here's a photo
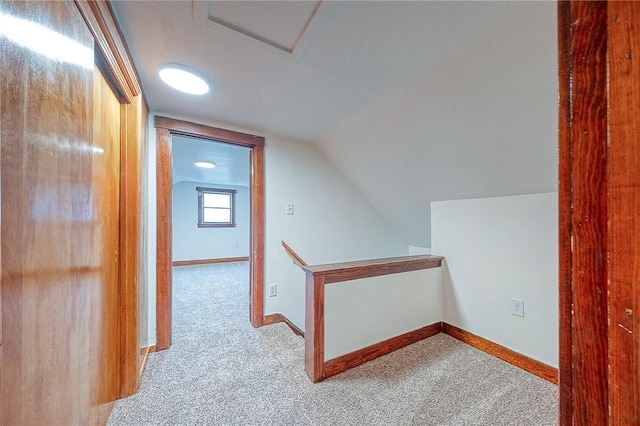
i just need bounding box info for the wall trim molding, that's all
[75,0,142,102]
[172,257,249,267]
[264,313,305,337]
[323,322,442,380]
[442,322,558,384]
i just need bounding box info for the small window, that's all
[197,187,236,228]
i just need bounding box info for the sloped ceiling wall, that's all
[316,1,558,247]
[113,1,558,249]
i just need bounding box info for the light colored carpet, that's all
[108,262,558,425]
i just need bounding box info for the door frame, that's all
[154,116,265,351]
[558,1,640,423]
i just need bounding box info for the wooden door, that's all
[0,1,96,423]
[90,64,122,422]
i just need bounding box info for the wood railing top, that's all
[281,240,308,267]
[303,254,443,285]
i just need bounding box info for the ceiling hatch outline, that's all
[206,0,323,55]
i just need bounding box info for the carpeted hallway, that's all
[108,262,558,425]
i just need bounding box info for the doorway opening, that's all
[155,116,265,351]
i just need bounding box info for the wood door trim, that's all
[155,116,265,147]
[75,0,141,102]
[558,2,609,423]
[606,2,640,421]
[156,127,173,351]
[155,117,265,351]
[118,99,145,397]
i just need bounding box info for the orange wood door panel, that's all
[90,64,121,418]
[0,1,96,424]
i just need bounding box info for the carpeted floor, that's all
[108,262,558,425]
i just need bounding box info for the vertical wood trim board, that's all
[155,127,173,351]
[250,146,265,327]
[607,2,640,422]
[118,96,145,397]
[557,1,640,424]
[305,273,324,382]
[558,1,609,424]
[556,2,573,422]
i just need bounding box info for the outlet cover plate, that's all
[269,284,277,297]
[511,298,524,317]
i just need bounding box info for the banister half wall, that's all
[281,241,444,382]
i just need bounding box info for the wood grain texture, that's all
[442,323,558,384]
[607,2,640,422]
[155,118,266,347]
[172,257,250,267]
[281,240,308,267]
[91,62,122,417]
[558,2,609,424]
[323,322,442,380]
[302,255,443,285]
[137,101,149,389]
[305,273,324,382]
[155,116,265,147]
[118,95,145,397]
[263,313,304,337]
[156,127,173,351]
[75,0,141,102]
[556,2,573,422]
[249,145,265,327]
[1,2,95,423]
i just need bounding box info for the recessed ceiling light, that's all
[195,161,216,169]
[159,64,210,95]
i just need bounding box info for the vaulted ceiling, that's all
[112,1,558,246]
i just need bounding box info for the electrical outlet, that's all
[511,298,524,317]
[269,284,277,297]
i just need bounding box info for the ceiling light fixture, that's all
[195,161,216,169]
[159,64,210,95]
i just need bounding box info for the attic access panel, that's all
[207,0,321,54]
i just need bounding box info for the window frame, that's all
[196,186,237,228]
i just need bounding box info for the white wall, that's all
[318,1,557,247]
[146,112,408,345]
[324,268,441,361]
[431,193,558,367]
[172,182,249,261]
[264,136,409,330]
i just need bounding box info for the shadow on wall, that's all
[440,259,461,326]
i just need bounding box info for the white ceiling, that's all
[111,1,511,143]
[172,135,250,186]
[112,1,558,246]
